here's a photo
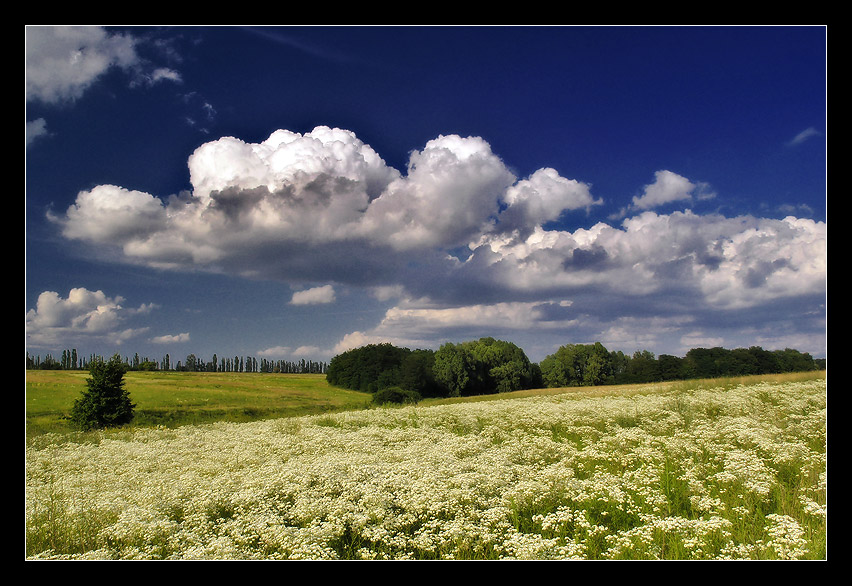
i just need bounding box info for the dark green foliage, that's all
[326,338,822,401]
[683,346,818,379]
[540,342,612,387]
[398,349,444,397]
[372,386,422,405]
[433,337,536,396]
[625,350,660,383]
[70,354,136,431]
[657,354,687,381]
[327,343,418,393]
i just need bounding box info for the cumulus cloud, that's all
[499,167,602,232]
[26,287,153,347]
[53,127,602,282]
[628,170,715,212]
[290,285,336,305]
[57,184,169,245]
[49,126,826,357]
[355,134,516,249]
[470,210,825,310]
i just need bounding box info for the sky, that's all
[25,25,827,365]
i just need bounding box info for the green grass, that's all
[25,370,826,559]
[26,369,824,438]
[26,370,372,437]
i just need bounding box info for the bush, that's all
[371,387,422,406]
[70,354,136,430]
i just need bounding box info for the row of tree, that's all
[543,344,825,387]
[26,339,825,399]
[25,350,329,375]
[326,339,825,399]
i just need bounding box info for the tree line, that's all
[25,350,329,375]
[326,338,826,402]
[26,339,825,398]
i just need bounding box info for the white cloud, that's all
[258,345,327,359]
[470,210,826,311]
[151,332,191,344]
[599,315,694,354]
[26,287,152,347]
[25,26,186,147]
[26,118,49,148]
[500,167,602,231]
[370,285,407,302]
[25,26,182,105]
[330,299,580,355]
[53,127,603,274]
[355,134,517,249]
[57,184,169,245]
[380,300,573,334]
[135,67,182,87]
[787,127,822,147]
[26,26,141,104]
[333,331,393,354]
[290,285,336,305]
[679,331,725,350]
[50,127,826,351]
[631,170,709,211]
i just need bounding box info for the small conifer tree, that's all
[71,354,135,430]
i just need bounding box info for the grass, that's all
[25,371,826,559]
[25,370,373,437]
[26,369,824,438]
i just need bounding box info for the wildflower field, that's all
[26,373,827,560]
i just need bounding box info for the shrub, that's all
[70,354,136,430]
[371,387,422,406]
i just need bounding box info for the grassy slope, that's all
[25,369,825,438]
[25,370,372,437]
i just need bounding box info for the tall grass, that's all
[26,373,826,559]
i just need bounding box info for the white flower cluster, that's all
[26,378,826,560]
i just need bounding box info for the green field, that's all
[25,369,825,437]
[25,370,373,436]
[25,370,826,559]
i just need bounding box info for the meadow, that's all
[25,371,826,560]
[25,370,372,436]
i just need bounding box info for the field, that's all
[25,371,826,560]
[25,370,372,436]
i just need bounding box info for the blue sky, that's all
[25,25,827,365]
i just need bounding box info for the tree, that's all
[627,350,660,382]
[433,338,535,396]
[326,343,413,392]
[583,343,612,386]
[70,354,136,431]
[541,342,613,387]
[658,354,686,381]
[432,342,473,397]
